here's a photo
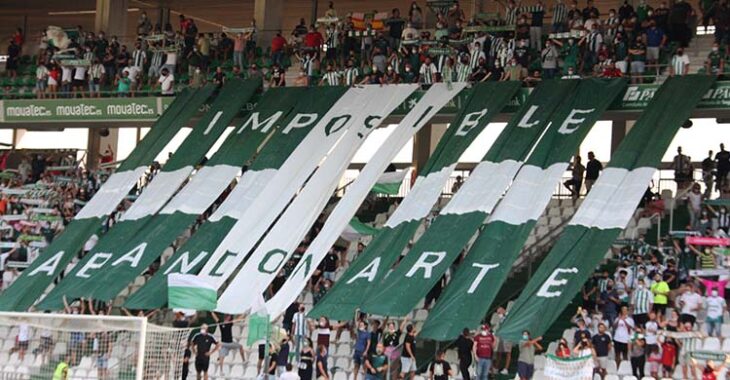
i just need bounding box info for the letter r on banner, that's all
[536,267,579,298]
[406,251,446,279]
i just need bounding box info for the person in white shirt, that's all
[122,66,141,95]
[678,283,703,327]
[61,65,73,97]
[644,311,660,350]
[72,65,87,98]
[9,323,30,361]
[157,68,175,96]
[612,306,634,362]
[280,363,301,380]
[705,289,727,337]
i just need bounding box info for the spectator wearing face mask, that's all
[516,330,542,380]
[705,288,727,337]
[631,278,653,328]
[669,47,690,76]
[454,328,473,380]
[365,343,388,380]
[191,324,219,380]
[472,324,495,380]
[353,320,371,380]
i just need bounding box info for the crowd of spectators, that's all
[1,0,710,100]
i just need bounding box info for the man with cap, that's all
[472,324,495,380]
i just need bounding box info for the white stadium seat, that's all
[604,375,619,380]
[243,365,258,379]
[334,371,348,380]
[617,361,632,376]
[703,337,721,351]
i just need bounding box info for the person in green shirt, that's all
[551,37,582,74]
[707,42,725,75]
[365,343,388,380]
[650,272,670,317]
[116,71,131,96]
[53,355,70,380]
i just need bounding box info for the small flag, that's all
[371,170,409,195]
[341,218,379,241]
[167,274,217,311]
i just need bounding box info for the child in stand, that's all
[647,344,662,378]
[662,337,679,378]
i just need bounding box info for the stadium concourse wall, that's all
[5,81,730,127]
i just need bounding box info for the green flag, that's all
[496,75,715,342]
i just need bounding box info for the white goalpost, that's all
[0,311,190,380]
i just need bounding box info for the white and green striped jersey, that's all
[631,287,652,315]
[470,49,485,69]
[553,2,568,23]
[505,5,519,25]
[150,51,164,68]
[419,63,437,84]
[322,71,341,86]
[343,67,360,86]
[672,54,690,75]
[456,62,471,82]
[132,49,146,68]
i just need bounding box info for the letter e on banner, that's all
[536,267,579,298]
[557,109,595,134]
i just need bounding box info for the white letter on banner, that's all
[237,111,283,134]
[557,109,595,135]
[283,113,318,134]
[76,253,113,278]
[536,267,579,298]
[455,109,487,136]
[467,263,500,294]
[163,251,209,275]
[204,111,223,135]
[111,243,147,268]
[517,106,540,128]
[405,252,446,279]
[28,251,64,276]
[346,258,381,284]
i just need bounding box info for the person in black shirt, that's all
[191,324,219,380]
[323,249,338,281]
[454,328,473,380]
[486,62,504,81]
[212,66,225,89]
[591,323,612,375]
[401,324,417,379]
[211,313,245,373]
[368,320,384,355]
[585,151,603,193]
[429,350,452,380]
[299,338,314,380]
[716,143,730,191]
[267,344,279,379]
[316,344,329,380]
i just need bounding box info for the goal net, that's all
[0,311,190,380]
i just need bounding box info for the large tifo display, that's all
[0,78,712,339]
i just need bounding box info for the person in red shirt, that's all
[555,339,571,358]
[601,61,623,78]
[661,338,678,379]
[271,32,287,66]
[472,324,495,380]
[12,28,23,47]
[303,25,324,58]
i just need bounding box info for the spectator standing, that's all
[387,9,406,49]
[703,150,716,197]
[631,278,653,327]
[629,337,646,379]
[563,156,585,198]
[316,345,329,380]
[669,48,690,76]
[157,68,175,96]
[419,57,437,85]
[591,323,612,376]
[552,0,569,32]
[612,306,634,362]
[473,324,495,380]
[526,1,545,50]
[233,33,245,69]
[271,32,287,67]
[454,328,472,380]
[6,39,20,79]
[687,183,703,229]
[210,313,245,373]
[678,282,703,326]
[191,324,220,380]
[299,339,314,380]
[516,331,541,380]
[353,321,371,380]
[645,21,666,66]
[35,63,49,99]
[707,43,725,76]
[704,289,727,337]
[541,40,559,79]
[716,143,730,191]
[584,152,602,193]
[668,0,693,47]
[629,35,647,83]
[401,324,417,380]
[673,146,693,190]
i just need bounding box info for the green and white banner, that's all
[0,85,217,312]
[260,83,466,317]
[214,84,421,314]
[341,218,379,241]
[544,354,594,380]
[360,79,579,317]
[195,85,417,298]
[123,87,348,310]
[496,75,715,342]
[168,273,218,311]
[35,79,260,310]
[371,170,410,195]
[55,87,327,304]
[419,78,627,341]
[309,81,523,321]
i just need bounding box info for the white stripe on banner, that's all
[160,165,241,215]
[441,160,522,215]
[384,164,456,227]
[489,163,569,224]
[75,166,148,219]
[120,166,193,221]
[568,167,655,229]
[198,85,418,290]
[208,169,277,221]
[214,83,426,314]
[262,83,466,317]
